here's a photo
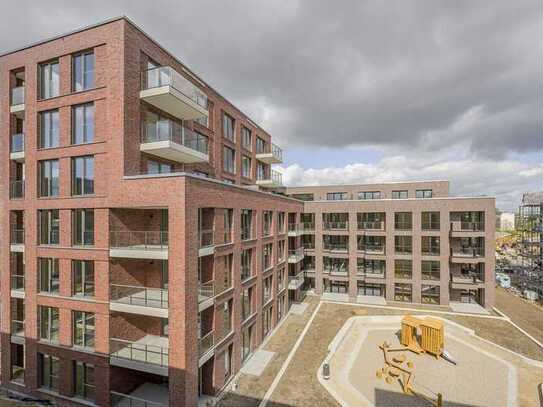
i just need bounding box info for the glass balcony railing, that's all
[141,66,208,109]
[10,229,24,245]
[199,331,215,357]
[142,119,208,155]
[451,247,485,257]
[256,142,283,161]
[11,86,24,106]
[451,221,485,232]
[199,229,214,248]
[11,133,24,153]
[198,280,214,302]
[110,338,168,366]
[11,275,25,291]
[257,169,283,185]
[110,284,168,309]
[110,231,168,250]
[10,181,24,199]
[358,244,385,254]
[323,221,349,231]
[111,391,167,407]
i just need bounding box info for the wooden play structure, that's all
[400,315,444,358]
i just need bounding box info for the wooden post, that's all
[437,393,443,407]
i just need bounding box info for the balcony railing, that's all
[451,247,484,257]
[11,229,24,245]
[198,280,214,301]
[323,267,348,276]
[357,269,385,278]
[11,320,24,336]
[110,338,169,366]
[323,221,349,231]
[288,223,302,234]
[289,247,305,258]
[11,133,24,153]
[110,284,168,308]
[111,391,167,407]
[450,272,484,284]
[257,169,283,185]
[358,244,385,254]
[323,243,348,252]
[10,181,24,199]
[11,275,25,291]
[302,222,315,232]
[142,119,208,155]
[199,330,214,357]
[110,231,168,250]
[288,273,305,288]
[256,142,283,161]
[451,221,485,232]
[142,66,208,109]
[357,221,384,230]
[11,86,24,106]
[199,229,214,248]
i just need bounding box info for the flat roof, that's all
[286,180,449,189]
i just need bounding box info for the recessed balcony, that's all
[288,247,305,263]
[10,229,24,252]
[199,229,215,257]
[110,284,168,318]
[199,330,215,363]
[357,221,385,231]
[110,231,168,260]
[111,386,168,407]
[450,247,485,263]
[256,169,283,188]
[10,180,24,200]
[288,223,302,236]
[357,245,386,256]
[140,66,208,121]
[10,86,25,116]
[140,119,209,164]
[256,143,283,164]
[10,133,24,161]
[288,272,305,290]
[110,336,169,376]
[450,272,485,289]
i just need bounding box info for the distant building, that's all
[499,212,515,231]
[517,192,543,270]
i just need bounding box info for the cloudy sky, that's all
[1,0,542,210]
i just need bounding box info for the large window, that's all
[72,209,94,246]
[263,211,273,236]
[148,160,172,174]
[242,324,253,362]
[39,60,59,99]
[394,212,412,230]
[39,258,59,294]
[242,156,251,178]
[421,211,440,230]
[39,109,59,148]
[242,126,252,150]
[421,236,440,256]
[72,103,94,144]
[241,248,253,281]
[39,306,59,343]
[394,283,412,302]
[72,156,94,195]
[394,259,412,279]
[358,191,381,200]
[421,260,440,280]
[241,209,253,240]
[38,210,60,245]
[73,311,95,349]
[223,146,236,174]
[416,189,433,198]
[39,159,59,197]
[256,137,266,154]
[39,353,59,392]
[262,243,273,270]
[73,50,95,91]
[327,192,347,201]
[241,287,254,321]
[74,362,95,401]
[421,285,440,304]
[392,190,408,199]
[394,236,412,254]
[223,112,235,141]
[73,260,95,297]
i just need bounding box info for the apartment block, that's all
[287,181,496,309]
[0,17,304,407]
[517,192,542,270]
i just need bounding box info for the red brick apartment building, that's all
[286,181,495,309]
[0,17,305,407]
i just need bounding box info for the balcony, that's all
[140,66,208,121]
[11,320,24,338]
[10,181,24,199]
[357,221,384,231]
[110,284,168,318]
[10,86,25,116]
[358,245,386,255]
[450,247,485,263]
[302,222,315,234]
[450,221,485,236]
[256,143,283,164]
[198,280,216,311]
[357,269,385,279]
[10,229,24,252]
[323,221,349,231]
[288,247,305,263]
[199,330,215,361]
[111,389,168,407]
[288,223,302,236]
[110,231,168,260]
[110,336,169,376]
[450,272,485,290]
[323,243,349,253]
[199,229,215,257]
[140,119,208,164]
[256,169,283,188]
[288,272,305,290]
[11,274,25,298]
[10,133,24,161]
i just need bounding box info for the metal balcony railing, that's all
[110,231,168,250]
[358,244,385,254]
[141,119,208,154]
[198,280,214,301]
[10,181,24,199]
[357,221,384,230]
[110,284,168,308]
[323,243,348,252]
[323,267,348,275]
[110,338,168,366]
[111,392,167,407]
[323,221,349,231]
[289,247,304,258]
[450,272,484,284]
[451,247,484,257]
[394,222,412,231]
[451,221,485,232]
[199,229,214,248]
[141,66,208,109]
[11,86,24,106]
[11,320,24,336]
[11,133,24,153]
[199,330,214,357]
[256,142,282,161]
[357,269,385,278]
[257,169,283,185]
[10,229,24,245]
[421,248,440,256]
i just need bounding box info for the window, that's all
[277,267,286,290]
[72,103,94,144]
[394,235,412,254]
[323,279,349,293]
[74,362,95,401]
[262,243,273,270]
[394,283,412,302]
[422,212,440,230]
[292,193,314,201]
[38,306,59,343]
[256,137,266,154]
[39,258,59,294]
[263,276,273,304]
[223,209,233,243]
[358,191,381,200]
[148,160,172,174]
[222,255,233,291]
[242,156,251,178]
[38,210,60,245]
[327,192,347,201]
[223,112,235,141]
[242,324,253,362]
[241,209,253,240]
[263,305,273,337]
[357,259,386,276]
[241,249,253,280]
[73,260,95,297]
[263,211,273,236]
[39,109,59,148]
[242,126,252,150]
[422,261,440,281]
[277,212,285,233]
[223,146,235,174]
[39,353,59,392]
[394,212,412,230]
[73,311,95,349]
[72,156,94,196]
[394,259,412,279]
[278,240,286,261]
[323,257,349,274]
[224,344,233,381]
[392,190,408,199]
[72,209,94,246]
[416,189,432,198]
[357,212,385,230]
[223,300,233,337]
[422,285,440,304]
[39,60,59,99]
[421,236,440,256]
[11,298,24,336]
[38,159,59,197]
[256,162,268,180]
[241,287,254,321]
[73,50,95,91]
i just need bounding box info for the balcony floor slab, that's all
[240,349,275,376]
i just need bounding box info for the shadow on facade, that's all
[217,391,294,407]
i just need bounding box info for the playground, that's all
[319,315,517,407]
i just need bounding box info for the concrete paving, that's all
[450,301,490,315]
[290,303,309,315]
[240,350,276,376]
[356,295,387,306]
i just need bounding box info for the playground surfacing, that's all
[319,316,517,407]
